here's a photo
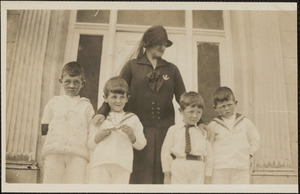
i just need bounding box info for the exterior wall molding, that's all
[222,10,234,90]
[192,29,225,37]
[6,10,51,164]
[74,22,109,31]
[249,11,293,172]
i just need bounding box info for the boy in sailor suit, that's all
[208,87,260,184]
[88,76,146,184]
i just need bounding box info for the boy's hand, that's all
[164,172,171,184]
[94,129,112,144]
[205,176,212,184]
[198,123,211,139]
[121,125,136,143]
[92,114,105,127]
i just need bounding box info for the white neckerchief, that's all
[110,111,125,127]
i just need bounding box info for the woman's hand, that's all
[94,129,112,144]
[92,114,105,127]
[121,125,136,143]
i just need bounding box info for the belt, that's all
[171,153,203,161]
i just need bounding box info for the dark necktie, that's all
[185,124,193,154]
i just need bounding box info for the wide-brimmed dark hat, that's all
[142,25,173,48]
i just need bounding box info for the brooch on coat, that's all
[163,74,169,80]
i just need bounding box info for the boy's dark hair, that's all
[61,61,85,81]
[103,76,129,97]
[179,91,205,110]
[212,86,236,107]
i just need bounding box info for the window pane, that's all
[117,10,185,27]
[193,10,224,30]
[77,35,103,111]
[197,42,220,123]
[76,10,110,23]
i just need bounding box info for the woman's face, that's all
[146,41,168,59]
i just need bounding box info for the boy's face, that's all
[60,74,84,97]
[180,106,203,125]
[104,92,128,113]
[215,97,237,119]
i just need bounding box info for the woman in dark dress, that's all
[93,25,186,184]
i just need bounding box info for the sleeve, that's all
[131,116,147,150]
[246,119,260,156]
[173,65,186,104]
[41,99,54,124]
[120,60,132,87]
[85,103,95,136]
[207,121,216,143]
[87,123,100,150]
[205,140,214,176]
[95,102,110,118]
[161,126,174,173]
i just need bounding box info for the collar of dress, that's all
[136,53,169,68]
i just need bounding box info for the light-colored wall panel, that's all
[6,10,51,165]
[277,11,297,31]
[283,58,297,85]
[280,31,297,58]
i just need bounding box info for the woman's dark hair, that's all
[136,25,173,59]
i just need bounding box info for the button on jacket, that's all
[119,53,186,128]
[96,54,185,128]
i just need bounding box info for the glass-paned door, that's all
[77,35,103,111]
[197,42,221,123]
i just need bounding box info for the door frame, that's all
[63,11,110,106]
[63,10,234,110]
[192,34,233,91]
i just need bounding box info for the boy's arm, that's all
[41,100,54,136]
[87,125,112,150]
[87,124,99,150]
[204,122,215,179]
[86,103,97,150]
[246,119,260,156]
[128,116,146,150]
[205,139,214,177]
[161,127,174,177]
[86,103,95,135]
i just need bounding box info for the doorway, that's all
[76,35,103,111]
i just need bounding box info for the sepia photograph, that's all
[1,1,298,193]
